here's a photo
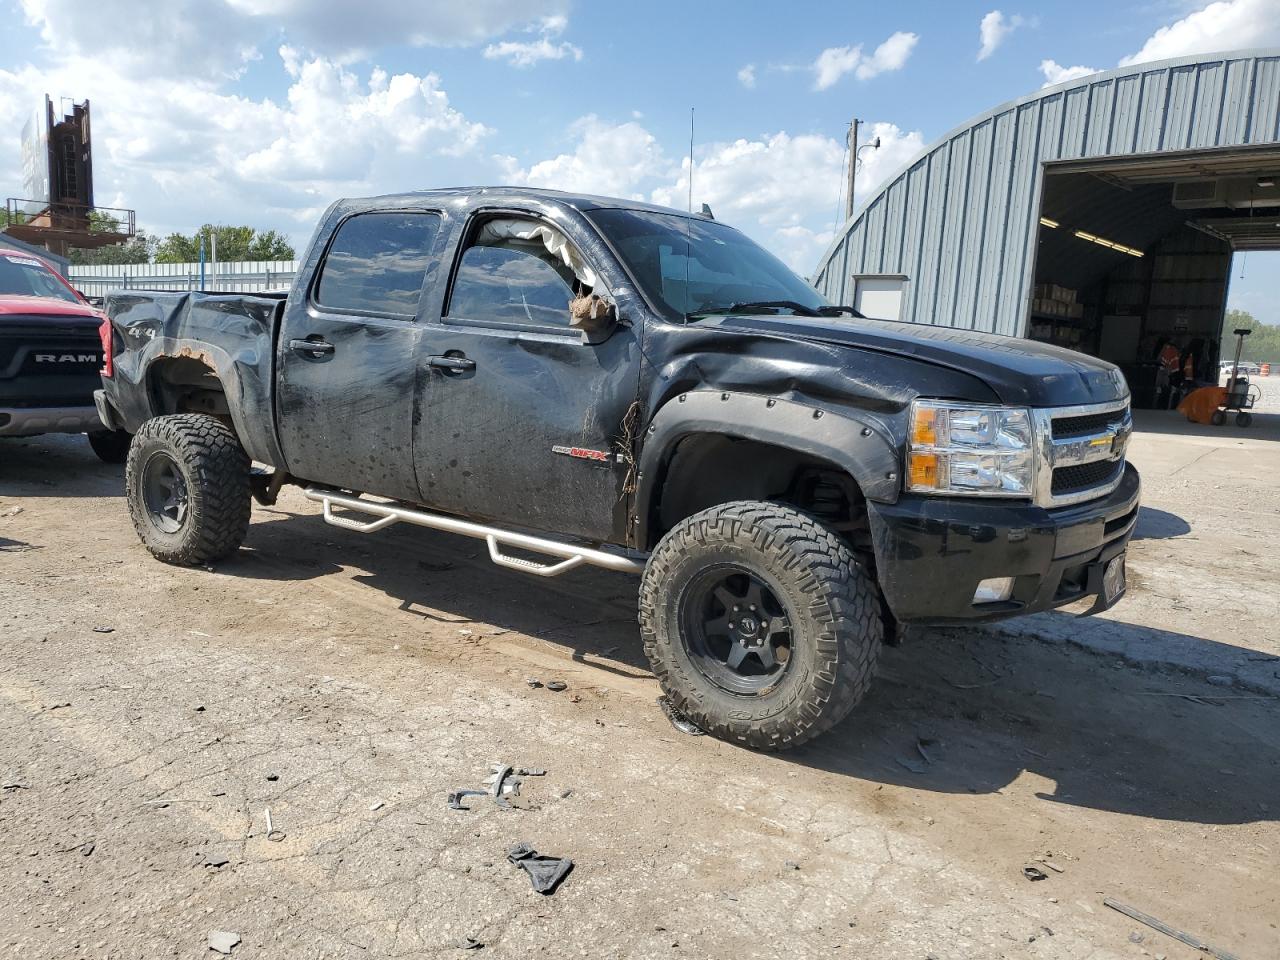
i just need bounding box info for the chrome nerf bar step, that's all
[303,487,648,578]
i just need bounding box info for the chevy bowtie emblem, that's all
[552,445,614,462]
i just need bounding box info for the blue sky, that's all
[2,0,1280,316]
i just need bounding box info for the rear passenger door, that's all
[276,210,442,499]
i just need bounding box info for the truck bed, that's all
[103,290,288,467]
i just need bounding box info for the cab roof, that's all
[353,186,703,220]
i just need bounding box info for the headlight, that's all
[906,400,1034,497]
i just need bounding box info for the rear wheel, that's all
[87,429,131,463]
[638,501,881,750]
[1211,410,1226,426]
[1236,412,1253,427]
[125,414,250,565]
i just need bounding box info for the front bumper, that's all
[869,463,1140,624]
[0,404,103,437]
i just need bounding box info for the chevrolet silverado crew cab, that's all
[0,247,130,461]
[95,188,1139,750]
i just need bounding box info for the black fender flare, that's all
[137,338,278,465]
[633,390,903,548]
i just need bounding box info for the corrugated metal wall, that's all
[812,50,1280,337]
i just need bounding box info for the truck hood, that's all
[0,294,100,320]
[709,314,1129,408]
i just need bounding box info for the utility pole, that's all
[845,117,861,222]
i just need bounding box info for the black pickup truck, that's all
[96,188,1139,749]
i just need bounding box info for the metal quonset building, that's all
[812,49,1280,403]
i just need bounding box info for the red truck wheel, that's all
[125,414,251,565]
[638,500,881,750]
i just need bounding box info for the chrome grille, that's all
[1032,399,1132,507]
[1051,409,1126,439]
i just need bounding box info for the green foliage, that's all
[69,231,158,265]
[1223,308,1280,365]
[155,224,295,263]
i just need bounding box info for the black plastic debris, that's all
[507,842,573,894]
[657,696,705,736]
[545,680,568,692]
[1023,865,1048,881]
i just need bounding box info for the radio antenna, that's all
[687,108,695,212]
[683,107,695,318]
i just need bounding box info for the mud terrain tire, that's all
[639,500,881,750]
[125,414,250,565]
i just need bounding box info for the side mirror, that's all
[570,294,619,344]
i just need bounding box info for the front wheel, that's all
[638,501,882,751]
[1236,412,1253,427]
[125,414,251,565]
[87,429,131,463]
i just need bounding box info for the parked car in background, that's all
[96,188,1139,750]
[0,248,130,461]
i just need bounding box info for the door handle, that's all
[427,354,476,373]
[289,337,335,358]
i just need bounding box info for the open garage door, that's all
[1029,146,1280,409]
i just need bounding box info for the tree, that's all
[1223,308,1280,365]
[68,231,158,265]
[155,224,295,263]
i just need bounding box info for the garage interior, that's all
[1029,146,1280,408]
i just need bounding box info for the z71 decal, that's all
[551,445,616,463]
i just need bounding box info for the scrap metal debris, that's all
[1103,898,1242,960]
[507,842,573,895]
[486,765,518,808]
[449,763,546,811]
[656,696,705,736]
[447,790,488,811]
[207,931,241,955]
[264,808,285,842]
[91,626,114,634]
[454,937,484,950]
[1022,866,1048,881]
[545,680,568,692]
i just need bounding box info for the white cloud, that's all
[649,122,924,269]
[498,117,917,270]
[483,14,582,68]
[978,10,1024,61]
[1120,0,1280,66]
[858,31,919,79]
[811,31,919,90]
[738,64,757,89]
[853,122,926,202]
[1039,58,1099,87]
[0,46,490,239]
[18,0,569,79]
[813,46,863,91]
[500,116,666,199]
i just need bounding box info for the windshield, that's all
[0,255,80,303]
[586,208,827,320]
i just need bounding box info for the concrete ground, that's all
[1,400,1277,960]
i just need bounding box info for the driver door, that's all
[412,212,641,544]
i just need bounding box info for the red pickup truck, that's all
[0,247,130,462]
